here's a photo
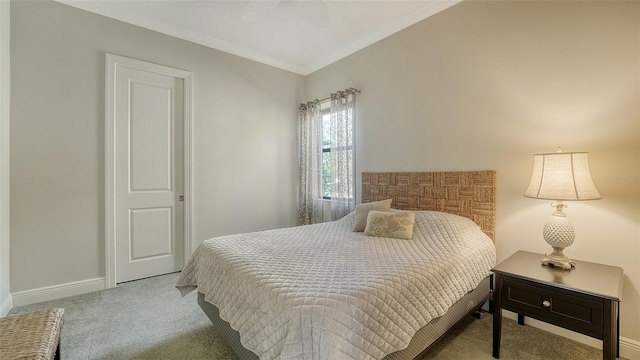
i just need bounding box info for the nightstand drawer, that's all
[501,277,604,338]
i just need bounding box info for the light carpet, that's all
[8,272,614,360]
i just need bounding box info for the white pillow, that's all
[352,199,393,232]
[363,210,415,240]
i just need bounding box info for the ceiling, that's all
[55,0,462,75]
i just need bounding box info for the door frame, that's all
[105,53,194,289]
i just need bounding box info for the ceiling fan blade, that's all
[292,0,330,28]
[241,0,280,23]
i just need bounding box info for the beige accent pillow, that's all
[353,199,393,232]
[363,210,415,240]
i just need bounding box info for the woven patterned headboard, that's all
[361,171,496,242]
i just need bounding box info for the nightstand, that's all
[492,250,623,360]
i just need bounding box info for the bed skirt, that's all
[197,276,491,360]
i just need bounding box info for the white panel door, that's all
[114,65,184,283]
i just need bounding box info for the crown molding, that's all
[54,0,461,76]
[305,0,462,74]
[54,0,309,75]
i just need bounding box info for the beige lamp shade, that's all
[524,152,601,201]
[524,151,601,270]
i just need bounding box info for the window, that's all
[320,100,354,200]
[298,88,357,224]
[321,108,331,199]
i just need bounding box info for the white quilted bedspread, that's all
[176,210,496,360]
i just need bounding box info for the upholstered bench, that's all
[0,308,65,360]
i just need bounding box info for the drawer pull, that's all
[542,300,551,308]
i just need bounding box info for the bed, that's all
[176,170,496,360]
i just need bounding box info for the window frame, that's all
[320,102,354,201]
[321,105,331,200]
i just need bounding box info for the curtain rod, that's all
[306,88,361,104]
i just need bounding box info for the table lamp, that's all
[524,149,601,269]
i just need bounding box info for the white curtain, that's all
[298,101,322,225]
[298,89,357,225]
[328,89,356,220]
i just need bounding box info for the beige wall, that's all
[306,0,640,350]
[10,0,303,292]
[0,0,11,316]
[8,0,640,355]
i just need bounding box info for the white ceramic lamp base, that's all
[541,248,576,270]
[541,203,576,270]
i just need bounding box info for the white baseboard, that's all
[11,277,105,307]
[621,337,640,360]
[504,310,640,360]
[0,293,12,317]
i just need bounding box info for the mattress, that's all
[177,210,496,360]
